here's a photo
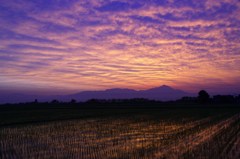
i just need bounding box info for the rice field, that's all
[0,108,240,159]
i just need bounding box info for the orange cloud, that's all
[0,0,239,94]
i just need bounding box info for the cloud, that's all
[97,1,133,12]
[204,0,239,10]
[0,0,239,94]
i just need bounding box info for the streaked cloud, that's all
[0,0,239,94]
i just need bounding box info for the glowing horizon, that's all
[0,0,240,95]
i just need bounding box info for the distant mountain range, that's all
[66,85,193,101]
[0,85,195,104]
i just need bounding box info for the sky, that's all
[0,0,240,95]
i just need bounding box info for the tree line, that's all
[1,90,240,107]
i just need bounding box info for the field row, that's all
[0,110,239,159]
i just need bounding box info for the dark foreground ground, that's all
[0,103,240,159]
[1,102,239,126]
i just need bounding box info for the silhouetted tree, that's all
[235,95,240,103]
[180,96,197,102]
[34,99,38,104]
[198,90,210,103]
[70,99,76,104]
[213,95,234,103]
[51,99,59,104]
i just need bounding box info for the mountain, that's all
[67,85,193,102]
[138,85,192,101]
[68,88,138,101]
[0,85,194,104]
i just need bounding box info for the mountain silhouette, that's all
[0,85,194,104]
[68,85,193,101]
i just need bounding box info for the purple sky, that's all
[0,0,240,95]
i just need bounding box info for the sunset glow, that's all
[0,0,240,95]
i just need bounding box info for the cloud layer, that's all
[0,0,240,94]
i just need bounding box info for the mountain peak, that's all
[71,85,192,102]
[146,85,174,92]
[0,85,194,103]
[159,85,172,89]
